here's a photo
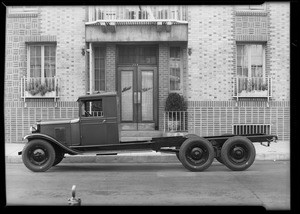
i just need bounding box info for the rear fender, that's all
[21,133,80,155]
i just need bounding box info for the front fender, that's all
[22,133,80,155]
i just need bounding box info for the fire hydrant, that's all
[68,185,81,206]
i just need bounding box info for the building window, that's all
[236,43,269,97]
[94,47,106,91]
[169,47,182,93]
[28,44,56,79]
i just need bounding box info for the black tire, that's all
[174,146,181,162]
[179,137,214,172]
[214,133,233,164]
[22,139,56,172]
[175,151,181,162]
[184,134,201,139]
[53,151,65,166]
[221,136,256,171]
[215,156,224,164]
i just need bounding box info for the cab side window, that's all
[81,99,104,117]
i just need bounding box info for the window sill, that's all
[237,90,269,98]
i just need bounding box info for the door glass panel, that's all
[141,71,153,121]
[121,71,133,121]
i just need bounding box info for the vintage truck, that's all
[19,92,277,172]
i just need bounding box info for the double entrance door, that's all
[117,65,158,130]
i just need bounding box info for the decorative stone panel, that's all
[235,11,268,41]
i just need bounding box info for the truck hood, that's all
[37,118,79,125]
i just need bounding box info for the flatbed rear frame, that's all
[68,134,277,154]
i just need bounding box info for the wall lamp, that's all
[188,48,192,56]
[81,48,86,56]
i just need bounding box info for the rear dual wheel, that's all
[221,136,256,171]
[179,137,214,172]
[176,134,202,163]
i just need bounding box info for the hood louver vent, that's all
[55,127,66,143]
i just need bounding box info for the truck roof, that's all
[77,92,117,101]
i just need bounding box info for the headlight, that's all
[30,124,38,133]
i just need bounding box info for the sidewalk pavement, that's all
[5,140,290,164]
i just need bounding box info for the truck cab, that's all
[28,92,120,148]
[77,92,120,146]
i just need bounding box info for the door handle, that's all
[101,120,106,124]
[134,92,138,104]
[134,92,141,104]
[137,91,141,104]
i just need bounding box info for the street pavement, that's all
[5,161,290,209]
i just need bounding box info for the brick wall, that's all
[267,2,290,101]
[158,43,169,130]
[5,101,79,143]
[4,4,290,143]
[5,6,86,143]
[106,44,116,92]
[187,5,235,101]
[187,100,290,141]
[185,3,290,141]
[5,12,40,103]
[39,6,86,101]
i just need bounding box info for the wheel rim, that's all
[227,143,250,165]
[28,146,49,166]
[186,144,209,165]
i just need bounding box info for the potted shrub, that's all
[165,93,187,131]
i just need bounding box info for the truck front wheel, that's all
[22,139,56,172]
[179,137,214,172]
[53,151,65,166]
[221,136,256,171]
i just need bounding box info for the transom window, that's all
[117,45,157,65]
[169,47,182,92]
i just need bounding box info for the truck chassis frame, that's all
[20,133,277,172]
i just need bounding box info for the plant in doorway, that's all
[165,93,187,132]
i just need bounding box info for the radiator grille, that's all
[233,124,270,135]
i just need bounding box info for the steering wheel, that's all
[85,111,92,117]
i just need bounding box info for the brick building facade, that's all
[4,3,290,144]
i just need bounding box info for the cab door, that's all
[80,98,107,146]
